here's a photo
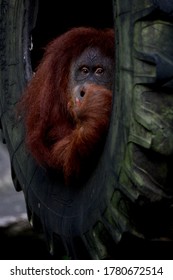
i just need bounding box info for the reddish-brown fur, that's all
[19,27,114,183]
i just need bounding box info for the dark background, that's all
[31,0,114,69]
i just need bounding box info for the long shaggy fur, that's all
[19,27,114,183]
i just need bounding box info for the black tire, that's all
[1,0,173,259]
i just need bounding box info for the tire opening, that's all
[30,0,114,70]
